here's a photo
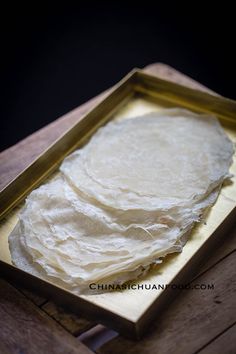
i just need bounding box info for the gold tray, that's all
[0,69,236,339]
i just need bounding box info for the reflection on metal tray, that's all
[0,69,236,338]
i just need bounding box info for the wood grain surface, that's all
[0,279,92,354]
[197,324,236,354]
[0,63,235,354]
[41,301,96,336]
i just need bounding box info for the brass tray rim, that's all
[0,68,236,339]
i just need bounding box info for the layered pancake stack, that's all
[9,108,234,294]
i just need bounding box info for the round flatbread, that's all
[61,109,233,210]
[8,108,234,294]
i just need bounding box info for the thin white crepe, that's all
[61,109,232,210]
[9,108,234,294]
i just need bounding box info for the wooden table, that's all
[0,64,235,354]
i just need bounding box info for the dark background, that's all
[1,3,235,152]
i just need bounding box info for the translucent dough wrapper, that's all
[9,109,234,294]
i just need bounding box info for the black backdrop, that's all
[1,3,235,151]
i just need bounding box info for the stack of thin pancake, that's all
[9,109,234,294]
